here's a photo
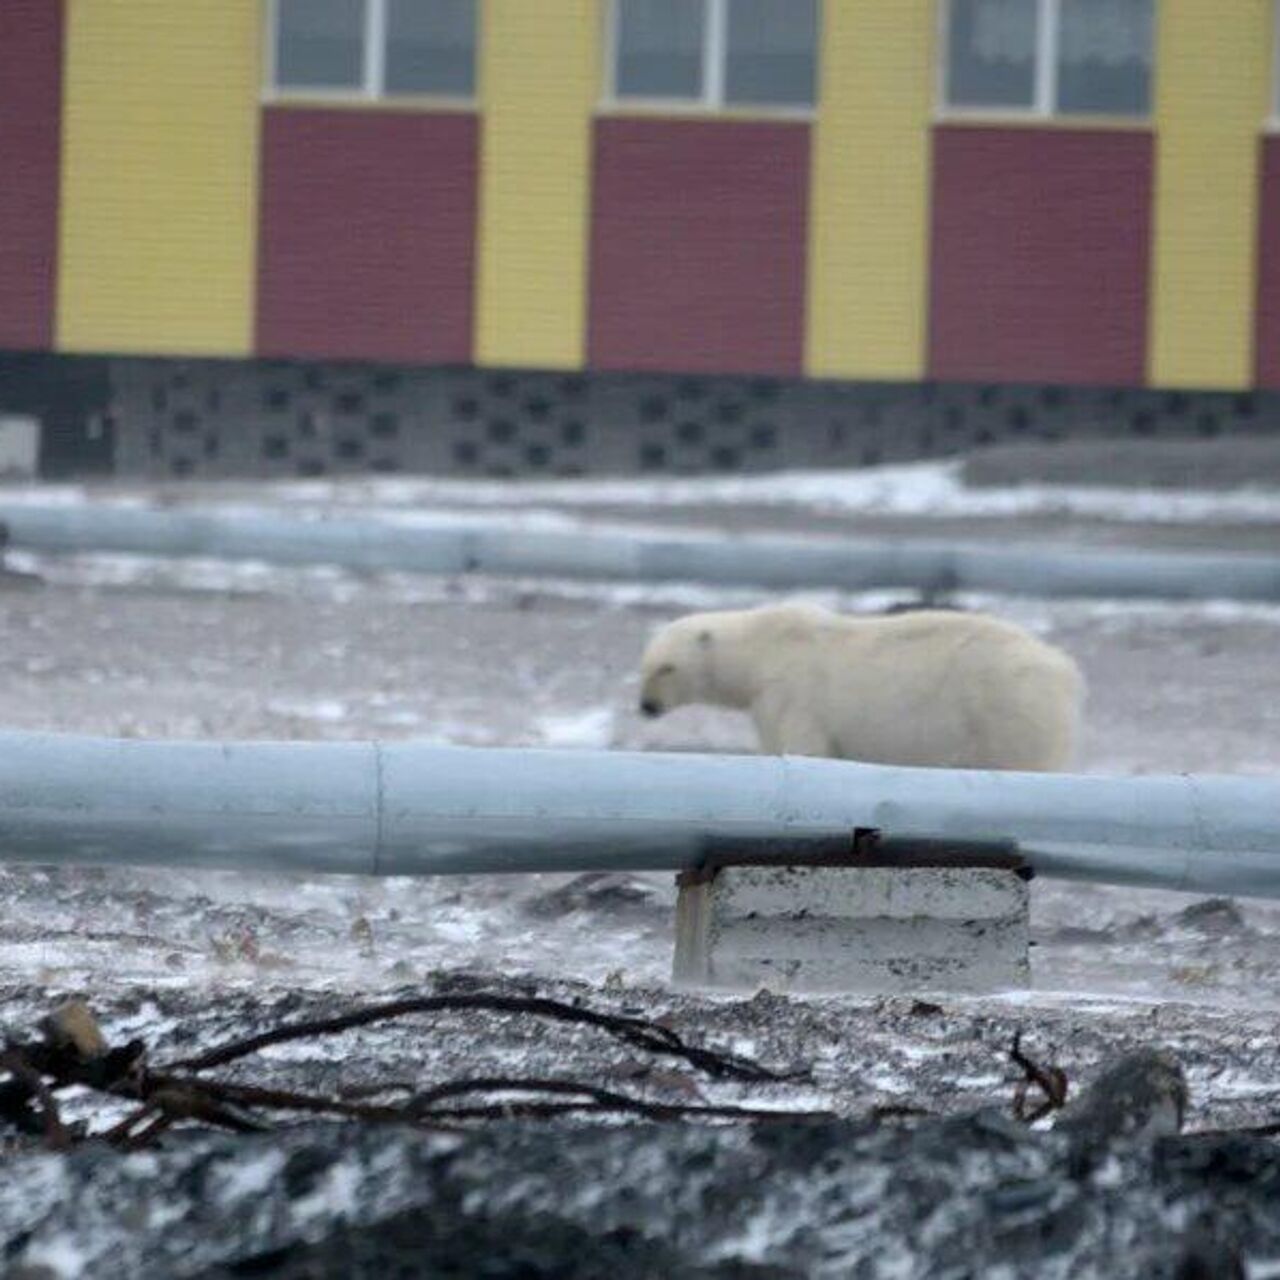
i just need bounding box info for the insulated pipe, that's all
[1,504,1278,601]
[0,733,1278,897]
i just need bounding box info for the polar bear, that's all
[638,603,1084,771]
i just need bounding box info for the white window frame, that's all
[264,0,476,104]
[937,0,1150,122]
[602,0,816,117]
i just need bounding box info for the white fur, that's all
[638,603,1084,771]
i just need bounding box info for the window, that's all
[943,0,1154,117]
[610,0,819,110]
[270,0,476,99]
[275,0,363,90]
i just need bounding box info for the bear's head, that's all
[638,616,716,718]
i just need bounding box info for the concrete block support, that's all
[673,865,1029,995]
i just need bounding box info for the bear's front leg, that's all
[750,692,835,758]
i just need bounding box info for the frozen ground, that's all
[2,525,1279,1000]
[0,463,1278,1274]
[9,452,1280,547]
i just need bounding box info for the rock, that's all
[1055,1048,1188,1175]
[2,1115,1279,1278]
[0,520,43,590]
[1174,898,1246,937]
[1170,1232,1246,1280]
[521,873,662,921]
[42,999,109,1059]
[880,597,963,615]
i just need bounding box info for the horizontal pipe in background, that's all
[0,503,1278,600]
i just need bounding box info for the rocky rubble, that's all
[1,1103,1275,1278]
[0,974,1278,1278]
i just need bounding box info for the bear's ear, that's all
[697,629,713,648]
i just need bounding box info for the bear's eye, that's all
[655,663,675,676]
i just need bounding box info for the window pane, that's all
[615,0,705,100]
[725,0,818,107]
[1057,0,1153,115]
[945,0,1037,110]
[385,0,476,96]
[275,0,365,90]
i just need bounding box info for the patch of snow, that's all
[17,1234,94,1279]
[266,698,349,724]
[951,1073,1006,1089]
[373,507,595,533]
[291,1157,364,1222]
[8,460,1280,526]
[535,706,616,749]
[432,916,487,946]
[707,1200,798,1264]
[102,1001,178,1043]
[374,708,426,729]
[1194,1070,1280,1100]
[238,460,1280,526]
[864,1070,913,1095]
[214,1149,289,1204]
[0,484,150,509]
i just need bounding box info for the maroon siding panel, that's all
[928,126,1153,387]
[256,110,477,363]
[0,0,63,351]
[1256,138,1280,388]
[588,119,809,376]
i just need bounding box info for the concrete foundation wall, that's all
[673,865,1030,996]
[106,358,1280,481]
[6,351,1280,480]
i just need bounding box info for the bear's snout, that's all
[639,697,662,718]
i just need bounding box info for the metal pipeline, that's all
[1,503,1278,600]
[0,733,1277,897]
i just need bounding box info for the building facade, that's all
[1,0,1279,479]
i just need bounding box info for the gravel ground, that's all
[1,526,1279,957]
[0,556,1278,1006]
[0,975,1277,1278]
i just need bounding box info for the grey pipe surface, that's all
[1,733,1278,897]
[2,503,1279,600]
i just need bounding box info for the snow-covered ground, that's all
[9,455,1280,526]
[0,464,1279,1147]
[252,458,1280,524]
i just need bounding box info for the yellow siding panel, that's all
[1148,2,1271,389]
[476,0,599,369]
[806,0,933,380]
[57,0,260,356]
